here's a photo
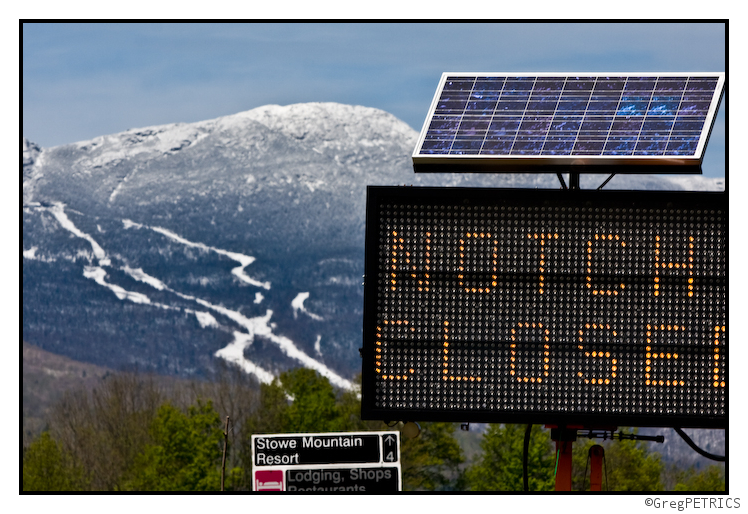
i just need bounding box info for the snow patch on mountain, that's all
[77,123,212,170]
[109,237,338,384]
[291,292,324,321]
[194,311,219,329]
[240,102,416,145]
[237,103,417,168]
[23,137,42,167]
[215,331,276,384]
[112,272,352,389]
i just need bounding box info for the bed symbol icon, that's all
[255,469,284,491]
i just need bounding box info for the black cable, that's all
[523,424,532,492]
[674,427,725,462]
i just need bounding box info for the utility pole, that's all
[221,416,230,491]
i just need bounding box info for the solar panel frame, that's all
[412,72,725,174]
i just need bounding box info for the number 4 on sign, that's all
[382,434,398,463]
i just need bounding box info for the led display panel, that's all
[361,187,726,428]
[412,73,725,174]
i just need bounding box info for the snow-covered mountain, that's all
[23,103,491,386]
[23,102,724,463]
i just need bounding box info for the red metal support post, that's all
[548,425,578,491]
[555,439,574,491]
[589,444,604,491]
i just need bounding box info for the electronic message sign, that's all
[361,187,726,428]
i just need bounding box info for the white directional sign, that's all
[251,431,401,492]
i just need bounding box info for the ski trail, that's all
[215,332,276,384]
[29,205,346,389]
[122,265,168,290]
[42,203,159,305]
[49,203,110,266]
[121,258,350,389]
[119,267,276,385]
[83,266,152,304]
[124,220,271,289]
[291,292,324,321]
[188,296,352,390]
[109,164,142,203]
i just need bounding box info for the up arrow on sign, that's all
[382,434,398,463]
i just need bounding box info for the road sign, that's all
[251,431,401,492]
[283,466,400,492]
[361,187,726,428]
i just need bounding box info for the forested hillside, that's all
[23,364,724,492]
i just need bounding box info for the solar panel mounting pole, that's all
[551,169,578,490]
[569,172,580,190]
[589,445,605,491]
[554,167,580,488]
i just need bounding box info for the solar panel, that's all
[412,73,725,174]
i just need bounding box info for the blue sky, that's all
[23,22,726,177]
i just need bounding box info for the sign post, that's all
[251,431,401,492]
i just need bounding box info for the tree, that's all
[240,367,359,486]
[122,400,239,491]
[400,422,465,491]
[674,464,725,492]
[23,431,86,491]
[243,368,370,435]
[238,368,467,491]
[330,375,377,432]
[279,367,340,432]
[464,424,555,491]
[47,372,164,490]
[191,362,263,490]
